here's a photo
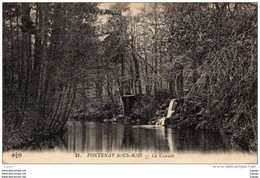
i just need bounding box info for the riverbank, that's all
[6,91,253,153]
[72,92,257,153]
[151,97,257,152]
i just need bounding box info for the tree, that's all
[3,3,100,149]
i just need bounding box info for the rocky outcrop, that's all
[154,99,179,126]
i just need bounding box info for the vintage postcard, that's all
[2,2,257,164]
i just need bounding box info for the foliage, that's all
[3,3,257,151]
[3,3,99,149]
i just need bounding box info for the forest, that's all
[3,3,257,152]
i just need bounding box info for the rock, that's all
[148,120,157,125]
[156,110,166,117]
[124,117,131,124]
[130,113,142,121]
[112,117,118,122]
[161,99,171,110]
[171,113,180,120]
[164,117,173,125]
[112,115,131,123]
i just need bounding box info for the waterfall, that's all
[166,99,176,118]
[155,99,176,126]
[155,117,166,126]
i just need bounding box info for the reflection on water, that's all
[51,121,237,153]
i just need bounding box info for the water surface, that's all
[50,121,239,153]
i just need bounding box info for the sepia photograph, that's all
[2,2,257,164]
